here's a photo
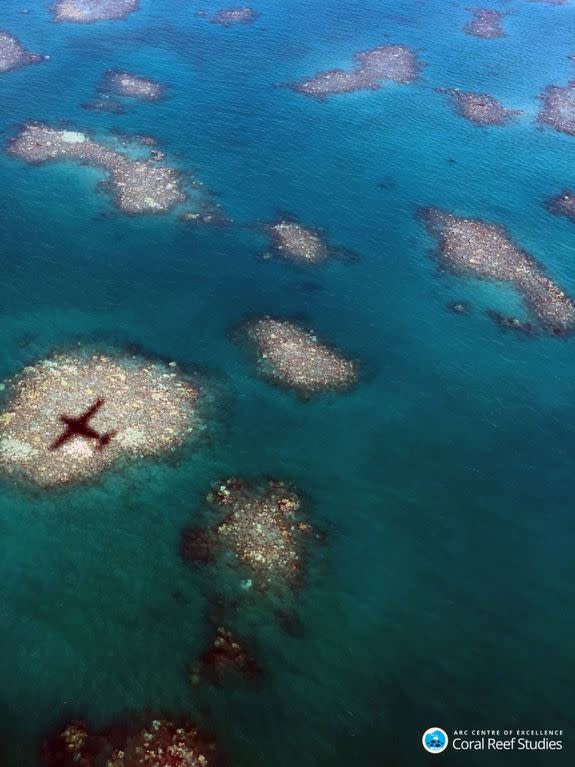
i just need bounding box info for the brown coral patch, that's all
[52,0,139,23]
[0,31,44,73]
[8,123,186,215]
[464,8,506,39]
[239,316,358,396]
[43,717,219,767]
[212,7,258,26]
[181,477,317,592]
[190,626,263,686]
[436,87,522,126]
[546,189,575,221]
[538,81,575,136]
[421,208,575,335]
[0,350,203,487]
[102,69,165,101]
[286,44,422,99]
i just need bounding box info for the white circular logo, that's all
[422,727,449,754]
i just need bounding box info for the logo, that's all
[422,727,449,754]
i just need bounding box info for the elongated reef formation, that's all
[421,208,575,334]
[287,44,421,99]
[8,123,185,215]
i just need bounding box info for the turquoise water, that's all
[0,0,574,764]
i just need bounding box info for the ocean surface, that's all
[0,0,574,764]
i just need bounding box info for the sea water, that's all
[0,0,574,765]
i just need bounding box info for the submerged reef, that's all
[105,719,218,767]
[211,7,258,25]
[239,317,358,396]
[8,123,186,215]
[436,88,522,126]
[189,626,263,686]
[102,69,165,101]
[287,44,421,99]
[181,477,316,592]
[264,218,353,265]
[43,721,94,767]
[486,310,536,336]
[546,190,575,221]
[538,80,575,136]
[0,31,45,73]
[464,8,506,39]
[81,98,126,114]
[421,208,575,334]
[447,300,470,315]
[51,0,138,23]
[43,717,219,767]
[0,350,204,487]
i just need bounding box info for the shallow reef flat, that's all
[0,31,45,73]
[287,44,422,99]
[546,190,575,221]
[102,69,165,101]
[264,218,353,265]
[181,477,316,592]
[239,316,358,396]
[464,8,506,39]
[421,208,575,335]
[436,88,522,126]
[0,350,204,487]
[211,6,258,26]
[8,123,186,215]
[51,0,138,23]
[538,80,575,136]
[43,717,219,767]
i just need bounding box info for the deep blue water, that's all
[0,0,574,765]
